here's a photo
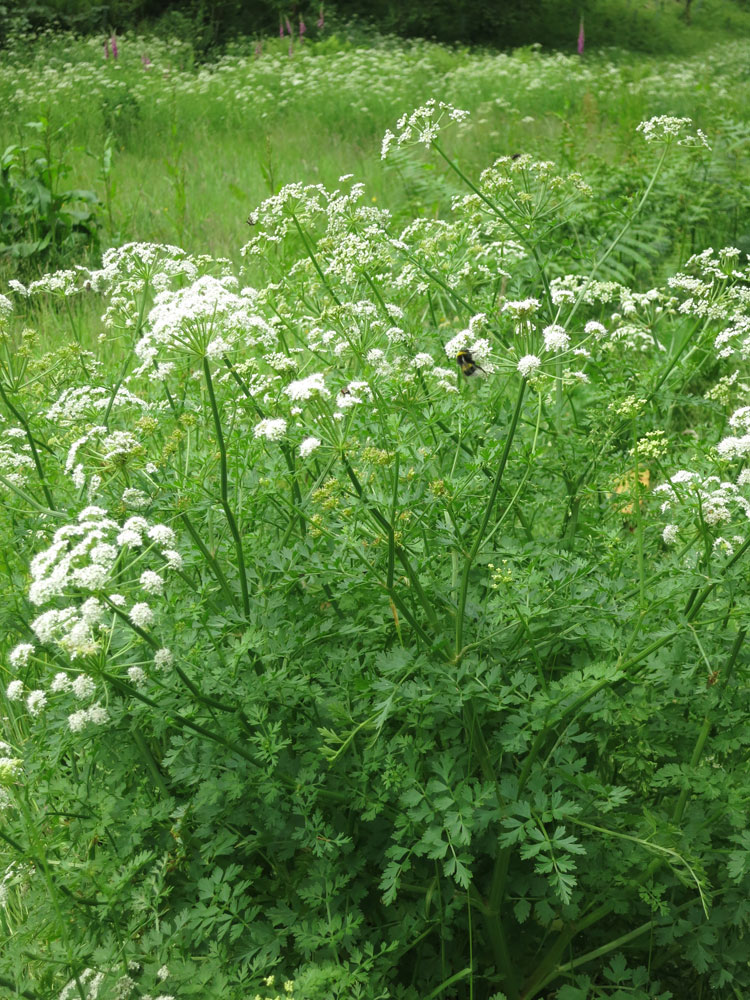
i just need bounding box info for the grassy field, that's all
[3,20,750,1000]
[1,27,750,275]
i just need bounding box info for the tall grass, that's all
[1,29,749,283]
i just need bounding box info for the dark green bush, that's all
[0,119,101,270]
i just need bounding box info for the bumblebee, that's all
[456,349,485,377]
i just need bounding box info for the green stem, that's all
[222,355,305,538]
[432,142,553,311]
[131,726,171,798]
[671,629,745,825]
[102,354,131,428]
[0,381,55,509]
[0,472,61,515]
[102,670,258,764]
[388,238,474,316]
[0,976,37,1000]
[179,511,235,605]
[632,418,646,610]
[106,600,253,712]
[290,212,342,306]
[545,907,681,988]
[564,143,670,331]
[103,286,150,427]
[203,357,250,618]
[455,380,525,659]
[342,454,440,631]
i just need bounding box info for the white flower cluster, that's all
[9,665,110,733]
[381,99,470,159]
[46,385,155,425]
[336,380,372,409]
[517,355,542,378]
[284,372,330,402]
[299,436,321,458]
[26,508,180,662]
[134,274,274,372]
[9,643,34,668]
[242,181,331,257]
[655,469,750,542]
[444,331,493,371]
[0,428,35,491]
[475,154,593,205]
[0,755,22,784]
[67,703,110,733]
[503,298,541,322]
[636,115,710,148]
[542,324,570,353]
[88,242,202,298]
[65,426,144,490]
[254,418,288,441]
[58,968,105,1000]
[711,406,750,460]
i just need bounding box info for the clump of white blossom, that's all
[299,436,322,458]
[517,355,542,378]
[654,468,750,552]
[254,418,287,441]
[381,99,470,159]
[23,508,180,671]
[134,274,274,372]
[636,115,710,148]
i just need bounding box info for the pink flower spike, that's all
[299,18,306,37]
[285,16,293,35]
[279,19,284,37]
[111,33,118,59]
[577,16,585,55]
[317,5,325,29]
[141,53,152,69]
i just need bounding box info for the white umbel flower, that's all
[542,325,570,352]
[517,355,542,378]
[662,524,679,545]
[254,418,287,441]
[26,690,46,716]
[6,680,23,701]
[299,437,321,458]
[129,603,154,628]
[9,644,34,668]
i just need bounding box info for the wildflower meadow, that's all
[3,15,750,1000]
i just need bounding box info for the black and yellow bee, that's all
[456,349,485,377]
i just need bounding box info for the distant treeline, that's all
[3,0,750,53]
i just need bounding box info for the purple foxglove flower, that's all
[111,33,118,59]
[141,53,152,69]
[299,18,306,37]
[317,5,325,29]
[577,16,585,55]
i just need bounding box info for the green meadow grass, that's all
[1,28,749,276]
